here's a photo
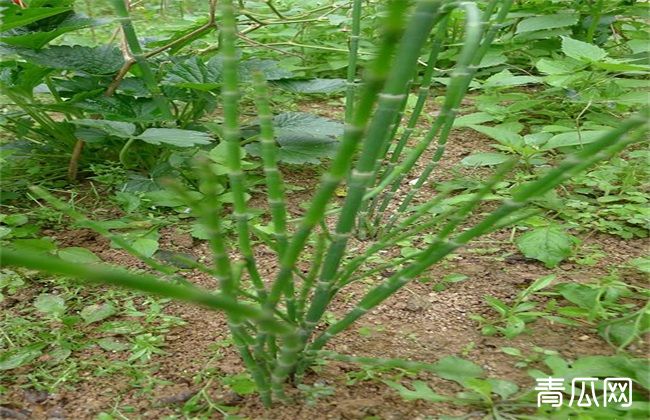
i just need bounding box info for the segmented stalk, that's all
[307,112,647,353]
[218,0,267,301]
[264,0,409,315]
[377,0,512,229]
[300,0,444,355]
[363,15,449,226]
[266,0,412,391]
[363,1,483,217]
[252,73,288,257]
[344,0,363,123]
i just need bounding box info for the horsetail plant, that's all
[2,0,648,408]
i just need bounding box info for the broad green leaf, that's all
[58,247,101,264]
[221,373,257,395]
[555,283,598,310]
[0,60,53,98]
[80,302,116,324]
[453,112,496,127]
[0,2,73,32]
[132,238,159,258]
[516,225,577,268]
[524,275,556,296]
[12,238,57,253]
[384,380,450,402]
[536,58,582,75]
[516,14,579,34]
[541,130,609,150]
[461,152,510,167]
[487,379,519,399]
[485,295,509,316]
[145,189,202,207]
[630,256,650,273]
[432,356,484,385]
[0,14,98,49]
[34,293,66,317]
[3,214,28,226]
[15,45,124,75]
[71,119,135,138]
[274,78,346,93]
[163,56,221,91]
[468,124,523,147]
[592,60,650,72]
[246,112,343,164]
[477,50,507,68]
[0,344,44,371]
[483,70,540,88]
[561,37,607,62]
[136,128,213,147]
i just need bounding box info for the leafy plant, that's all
[471,275,562,338]
[1,0,648,409]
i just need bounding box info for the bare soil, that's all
[2,100,648,419]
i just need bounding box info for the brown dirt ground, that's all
[2,99,648,419]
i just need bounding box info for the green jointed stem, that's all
[219,0,267,302]
[301,0,444,344]
[252,73,288,258]
[344,0,362,123]
[264,0,409,314]
[268,0,413,389]
[380,0,512,231]
[110,0,172,119]
[29,186,178,277]
[297,233,326,321]
[0,249,289,335]
[218,1,277,405]
[363,15,450,224]
[363,1,483,212]
[308,112,647,353]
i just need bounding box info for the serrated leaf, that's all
[15,45,124,75]
[274,78,346,93]
[34,293,66,317]
[58,247,101,264]
[516,14,579,34]
[136,128,213,147]
[164,56,221,91]
[516,225,577,268]
[561,37,607,62]
[461,152,510,167]
[71,119,135,138]
[246,112,343,164]
[541,130,609,150]
[132,238,159,258]
[80,303,116,324]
